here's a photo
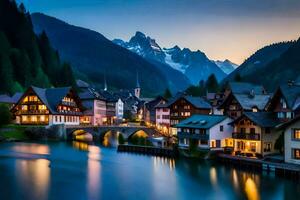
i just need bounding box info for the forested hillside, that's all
[0,0,76,95]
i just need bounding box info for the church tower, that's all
[104,73,107,91]
[134,72,141,98]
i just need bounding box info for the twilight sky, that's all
[19,0,300,64]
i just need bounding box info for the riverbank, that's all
[218,153,300,180]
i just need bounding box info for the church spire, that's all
[136,71,140,88]
[104,73,107,91]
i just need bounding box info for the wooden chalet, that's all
[12,86,84,126]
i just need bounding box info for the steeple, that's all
[136,71,140,88]
[104,73,107,91]
[134,71,141,98]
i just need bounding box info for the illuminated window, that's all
[31,116,37,122]
[252,107,258,112]
[22,116,28,122]
[21,105,28,110]
[38,105,47,110]
[40,115,45,121]
[293,149,300,160]
[22,97,28,103]
[293,129,300,140]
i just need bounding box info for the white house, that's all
[115,98,124,120]
[277,116,300,165]
[176,115,233,150]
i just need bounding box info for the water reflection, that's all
[245,177,259,200]
[153,156,176,171]
[72,141,102,199]
[12,143,49,155]
[210,167,218,187]
[87,145,101,200]
[16,159,50,199]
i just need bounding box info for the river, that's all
[0,142,299,200]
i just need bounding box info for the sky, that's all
[19,0,300,64]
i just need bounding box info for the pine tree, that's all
[205,74,219,93]
[163,88,172,99]
[0,54,15,94]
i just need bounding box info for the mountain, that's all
[113,32,227,85]
[214,59,238,74]
[113,32,190,91]
[224,41,294,83]
[223,40,299,91]
[0,0,76,95]
[31,13,170,97]
[242,39,300,90]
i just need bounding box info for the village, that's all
[1,76,300,172]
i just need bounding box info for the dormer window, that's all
[252,107,258,112]
[280,98,287,109]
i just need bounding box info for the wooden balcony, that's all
[18,110,49,114]
[177,132,209,140]
[232,132,260,140]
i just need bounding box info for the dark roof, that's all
[145,96,166,111]
[11,92,23,103]
[230,112,281,128]
[234,94,270,110]
[14,86,82,115]
[76,79,90,88]
[166,94,211,109]
[228,82,265,95]
[276,115,300,130]
[176,114,227,129]
[32,86,73,114]
[279,84,300,109]
[79,88,106,101]
[0,94,13,104]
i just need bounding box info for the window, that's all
[286,112,293,119]
[292,149,300,160]
[277,112,285,119]
[264,142,272,152]
[293,129,300,140]
[38,105,47,110]
[240,128,246,134]
[252,107,258,112]
[220,125,224,132]
[280,98,287,109]
[250,128,255,134]
[184,105,190,109]
[265,128,271,134]
[21,105,28,111]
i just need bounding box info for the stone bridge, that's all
[65,125,160,141]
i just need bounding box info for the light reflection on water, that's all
[0,142,299,200]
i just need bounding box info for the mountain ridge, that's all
[113,32,231,84]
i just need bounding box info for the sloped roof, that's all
[176,114,227,129]
[76,79,90,88]
[230,112,281,128]
[228,82,265,95]
[166,94,211,110]
[0,94,13,104]
[11,92,23,103]
[145,96,166,111]
[234,94,270,110]
[279,84,300,109]
[32,86,72,114]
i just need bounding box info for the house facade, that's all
[265,84,300,121]
[79,88,107,126]
[219,82,269,119]
[12,86,83,126]
[176,115,233,150]
[277,116,300,165]
[230,112,281,157]
[155,103,170,135]
[168,95,212,135]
